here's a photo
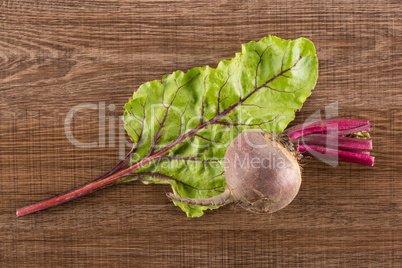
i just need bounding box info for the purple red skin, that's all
[224,129,302,213]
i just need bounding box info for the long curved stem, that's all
[16,110,228,217]
[17,159,141,217]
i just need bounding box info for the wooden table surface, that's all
[1,1,401,267]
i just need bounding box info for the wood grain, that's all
[1,0,401,267]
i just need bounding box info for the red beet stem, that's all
[355,151,370,155]
[16,166,135,217]
[296,134,373,150]
[16,151,162,217]
[17,113,223,217]
[298,144,375,166]
[327,124,374,136]
[285,119,372,139]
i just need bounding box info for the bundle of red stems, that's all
[284,119,374,166]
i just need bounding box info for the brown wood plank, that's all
[1,0,401,267]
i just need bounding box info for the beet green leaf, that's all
[121,36,318,217]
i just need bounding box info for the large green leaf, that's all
[121,36,318,217]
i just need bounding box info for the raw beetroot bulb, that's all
[168,129,302,213]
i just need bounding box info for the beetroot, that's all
[167,129,302,213]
